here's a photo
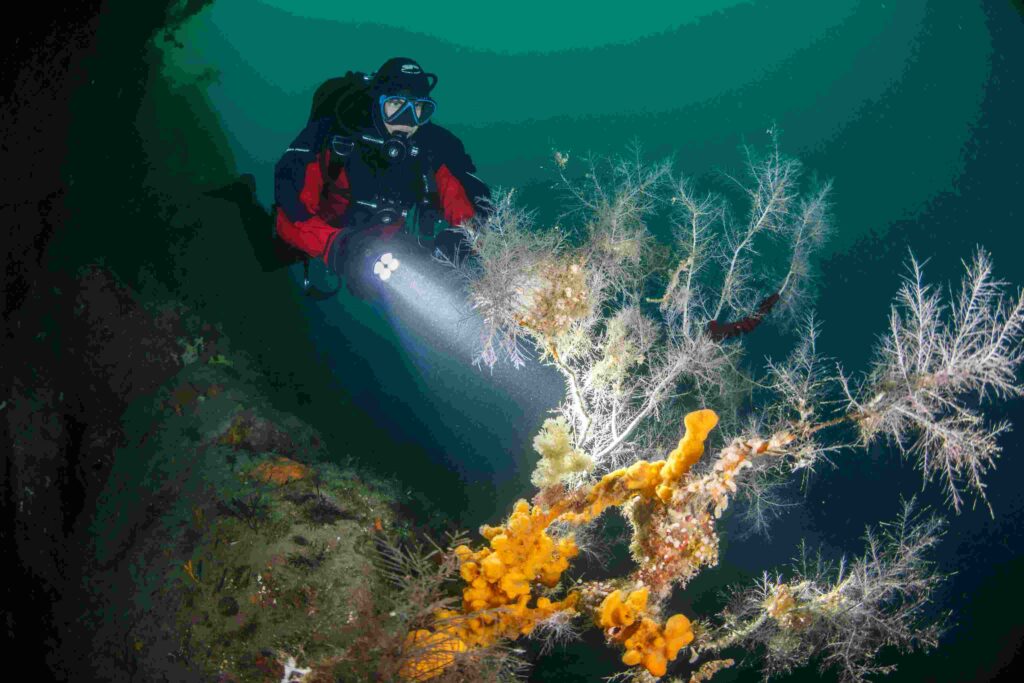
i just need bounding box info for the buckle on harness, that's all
[331,135,355,156]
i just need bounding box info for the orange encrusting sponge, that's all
[598,588,695,678]
[556,409,719,525]
[657,409,719,501]
[398,409,717,681]
[399,629,467,681]
[249,456,309,485]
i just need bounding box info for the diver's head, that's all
[370,57,437,138]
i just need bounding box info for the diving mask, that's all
[379,94,436,127]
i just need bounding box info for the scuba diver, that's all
[273,57,490,297]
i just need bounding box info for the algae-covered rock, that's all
[172,455,396,682]
[83,338,409,682]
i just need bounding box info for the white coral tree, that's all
[464,130,832,480]
[749,248,1024,517]
[697,498,948,683]
[448,131,1024,681]
[845,249,1024,513]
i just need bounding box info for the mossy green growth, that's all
[87,349,412,682]
[173,456,403,681]
[208,354,233,367]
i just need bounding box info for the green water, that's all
[170,0,993,258]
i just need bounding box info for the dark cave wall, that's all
[1,1,217,676]
[2,1,104,669]
[1,2,102,321]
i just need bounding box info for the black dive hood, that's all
[364,57,437,163]
[370,57,437,101]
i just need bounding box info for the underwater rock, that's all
[218,595,240,617]
[3,264,189,677]
[218,409,298,455]
[76,320,406,682]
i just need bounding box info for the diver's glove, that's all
[432,228,473,265]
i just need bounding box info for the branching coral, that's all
[590,308,651,394]
[847,249,1024,513]
[401,138,1023,683]
[466,134,831,483]
[695,499,947,682]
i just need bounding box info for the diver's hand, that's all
[432,228,473,264]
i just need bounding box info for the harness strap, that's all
[419,148,441,237]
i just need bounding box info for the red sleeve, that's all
[276,210,343,265]
[277,158,350,264]
[435,163,477,227]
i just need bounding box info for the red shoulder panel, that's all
[435,163,476,227]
